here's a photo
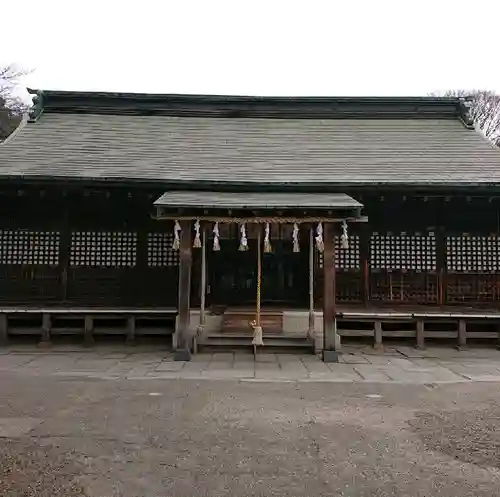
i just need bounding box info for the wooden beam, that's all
[322,222,340,362]
[154,214,368,224]
[175,220,193,361]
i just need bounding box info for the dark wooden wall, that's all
[315,193,500,308]
[1,184,500,310]
[0,185,179,308]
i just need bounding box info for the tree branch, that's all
[431,89,500,147]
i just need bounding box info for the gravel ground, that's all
[1,375,500,496]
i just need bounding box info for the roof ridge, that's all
[27,89,465,120]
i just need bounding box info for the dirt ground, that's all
[1,373,500,496]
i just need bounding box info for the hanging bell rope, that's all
[292,223,300,253]
[252,229,264,347]
[341,220,349,249]
[263,222,272,253]
[212,222,221,251]
[172,220,181,250]
[239,223,248,251]
[315,222,324,253]
[193,219,202,248]
[197,227,207,336]
[307,226,315,339]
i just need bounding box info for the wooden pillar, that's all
[255,228,262,327]
[174,220,193,361]
[59,203,71,302]
[436,197,447,306]
[436,227,446,305]
[199,226,207,329]
[457,319,467,349]
[360,224,370,306]
[39,313,52,347]
[126,316,136,345]
[0,313,8,345]
[84,315,95,347]
[416,319,425,349]
[374,321,383,349]
[194,226,207,354]
[308,226,315,336]
[322,222,340,362]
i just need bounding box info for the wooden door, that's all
[209,240,308,307]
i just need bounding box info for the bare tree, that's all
[431,90,500,147]
[0,64,31,141]
[0,64,31,114]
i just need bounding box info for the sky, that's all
[2,0,500,101]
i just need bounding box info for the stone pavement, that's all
[3,343,500,383]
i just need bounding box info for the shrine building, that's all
[1,91,500,361]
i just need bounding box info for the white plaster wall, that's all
[187,310,223,334]
[282,311,309,335]
[280,310,328,352]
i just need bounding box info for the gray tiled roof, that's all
[154,191,362,209]
[1,112,500,185]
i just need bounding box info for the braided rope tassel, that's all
[212,222,220,251]
[252,322,264,346]
[193,219,202,248]
[315,222,324,253]
[341,220,349,249]
[239,223,248,251]
[292,223,300,252]
[263,222,272,253]
[172,221,181,250]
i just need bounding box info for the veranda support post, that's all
[175,220,193,361]
[322,222,340,362]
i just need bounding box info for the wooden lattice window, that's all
[70,231,137,267]
[370,232,436,272]
[147,233,179,267]
[446,234,500,273]
[0,229,60,266]
[317,235,360,270]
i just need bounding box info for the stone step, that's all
[201,332,314,352]
[207,332,309,340]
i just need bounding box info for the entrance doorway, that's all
[209,239,309,308]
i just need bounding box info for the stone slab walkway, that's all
[3,343,500,383]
